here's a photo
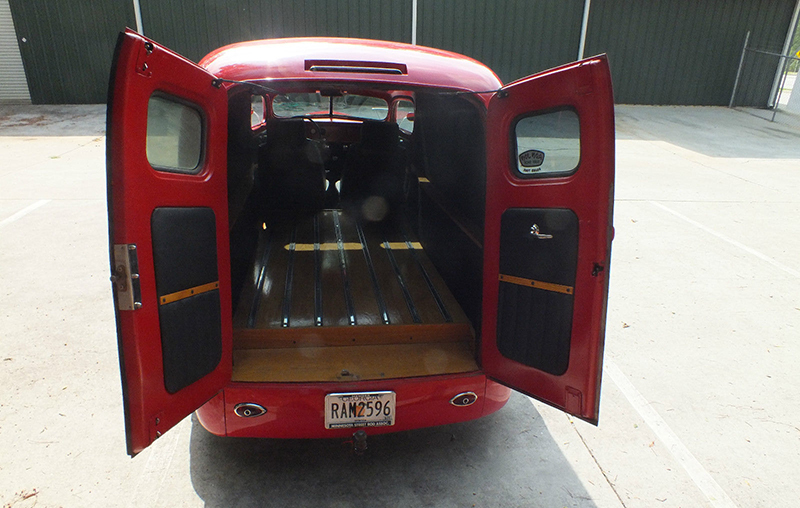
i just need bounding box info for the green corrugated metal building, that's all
[4,0,799,106]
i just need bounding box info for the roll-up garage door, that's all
[0,0,30,103]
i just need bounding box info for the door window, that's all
[146,94,203,173]
[250,95,266,130]
[394,99,415,133]
[514,109,580,177]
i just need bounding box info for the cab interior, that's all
[225,84,488,383]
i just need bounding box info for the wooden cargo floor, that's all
[232,209,478,382]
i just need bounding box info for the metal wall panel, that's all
[417,0,584,84]
[584,0,797,106]
[6,0,798,105]
[139,0,412,64]
[0,0,29,103]
[8,0,134,104]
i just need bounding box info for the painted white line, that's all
[650,200,800,279]
[0,200,50,229]
[605,359,738,508]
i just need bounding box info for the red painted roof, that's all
[199,38,502,92]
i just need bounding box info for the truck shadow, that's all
[0,105,107,136]
[613,105,800,159]
[188,392,599,508]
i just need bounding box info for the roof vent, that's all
[305,60,408,75]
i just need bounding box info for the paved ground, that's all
[1,104,799,507]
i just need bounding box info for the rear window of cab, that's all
[272,92,388,121]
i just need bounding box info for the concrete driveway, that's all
[1,104,799,507]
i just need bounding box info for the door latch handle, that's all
[530,224,553,240]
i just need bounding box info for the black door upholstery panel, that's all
[151,207,222,393]
[496,208,578,375]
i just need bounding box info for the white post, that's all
[768,0,800,107]
[132,0,144,35]
[411,0,418,45]
[577,0,592,60]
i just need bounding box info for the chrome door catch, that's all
[530,224,553,239]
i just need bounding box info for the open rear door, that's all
[107,29,231,455]
[481,56,614,423]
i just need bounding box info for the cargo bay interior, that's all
[225,86,488,383]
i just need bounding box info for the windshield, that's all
[272,92,388,121]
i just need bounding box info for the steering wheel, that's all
[302,117,325,141]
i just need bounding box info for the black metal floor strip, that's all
[382,233,422,324]
[400,228,452,322]
[313,214,323,326]
[247,227,272,328]
[281,224,297,327]
[333,211,357,325]
[356,219,390,324]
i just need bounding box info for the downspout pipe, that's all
[411,0,418,45]
[768,0,800,107]
[132,0,144,35]
[578,0,592,60]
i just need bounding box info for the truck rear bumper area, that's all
[196,374,512,439]
[231,209,478,383]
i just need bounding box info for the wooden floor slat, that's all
[338,213,384,325]
[287,216,319,327]
[232,228,269,329]
[254,223,291,328]
[234,322,473,348]
[233,209,472,340]
[355,219,415,325]
[231,209,477,383]
[232,342,479,382]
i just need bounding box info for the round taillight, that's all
[233,402,268,418]
[450,392,478,407]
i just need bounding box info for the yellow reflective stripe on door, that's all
[159,281,219,305]
[499,274,573,295]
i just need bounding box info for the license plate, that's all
[324,391,396,429]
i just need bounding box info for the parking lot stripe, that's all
[0,199,49,229]
[650,201,800,279]
[605,359,738,508]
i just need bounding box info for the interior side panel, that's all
[414,93,486,235]
[226,88,262,311]
[414,93,486,333]
[151,207,222,393]
[418,188,484,332]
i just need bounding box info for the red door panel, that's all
[481,56,614,423]
[107,29,231,456]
